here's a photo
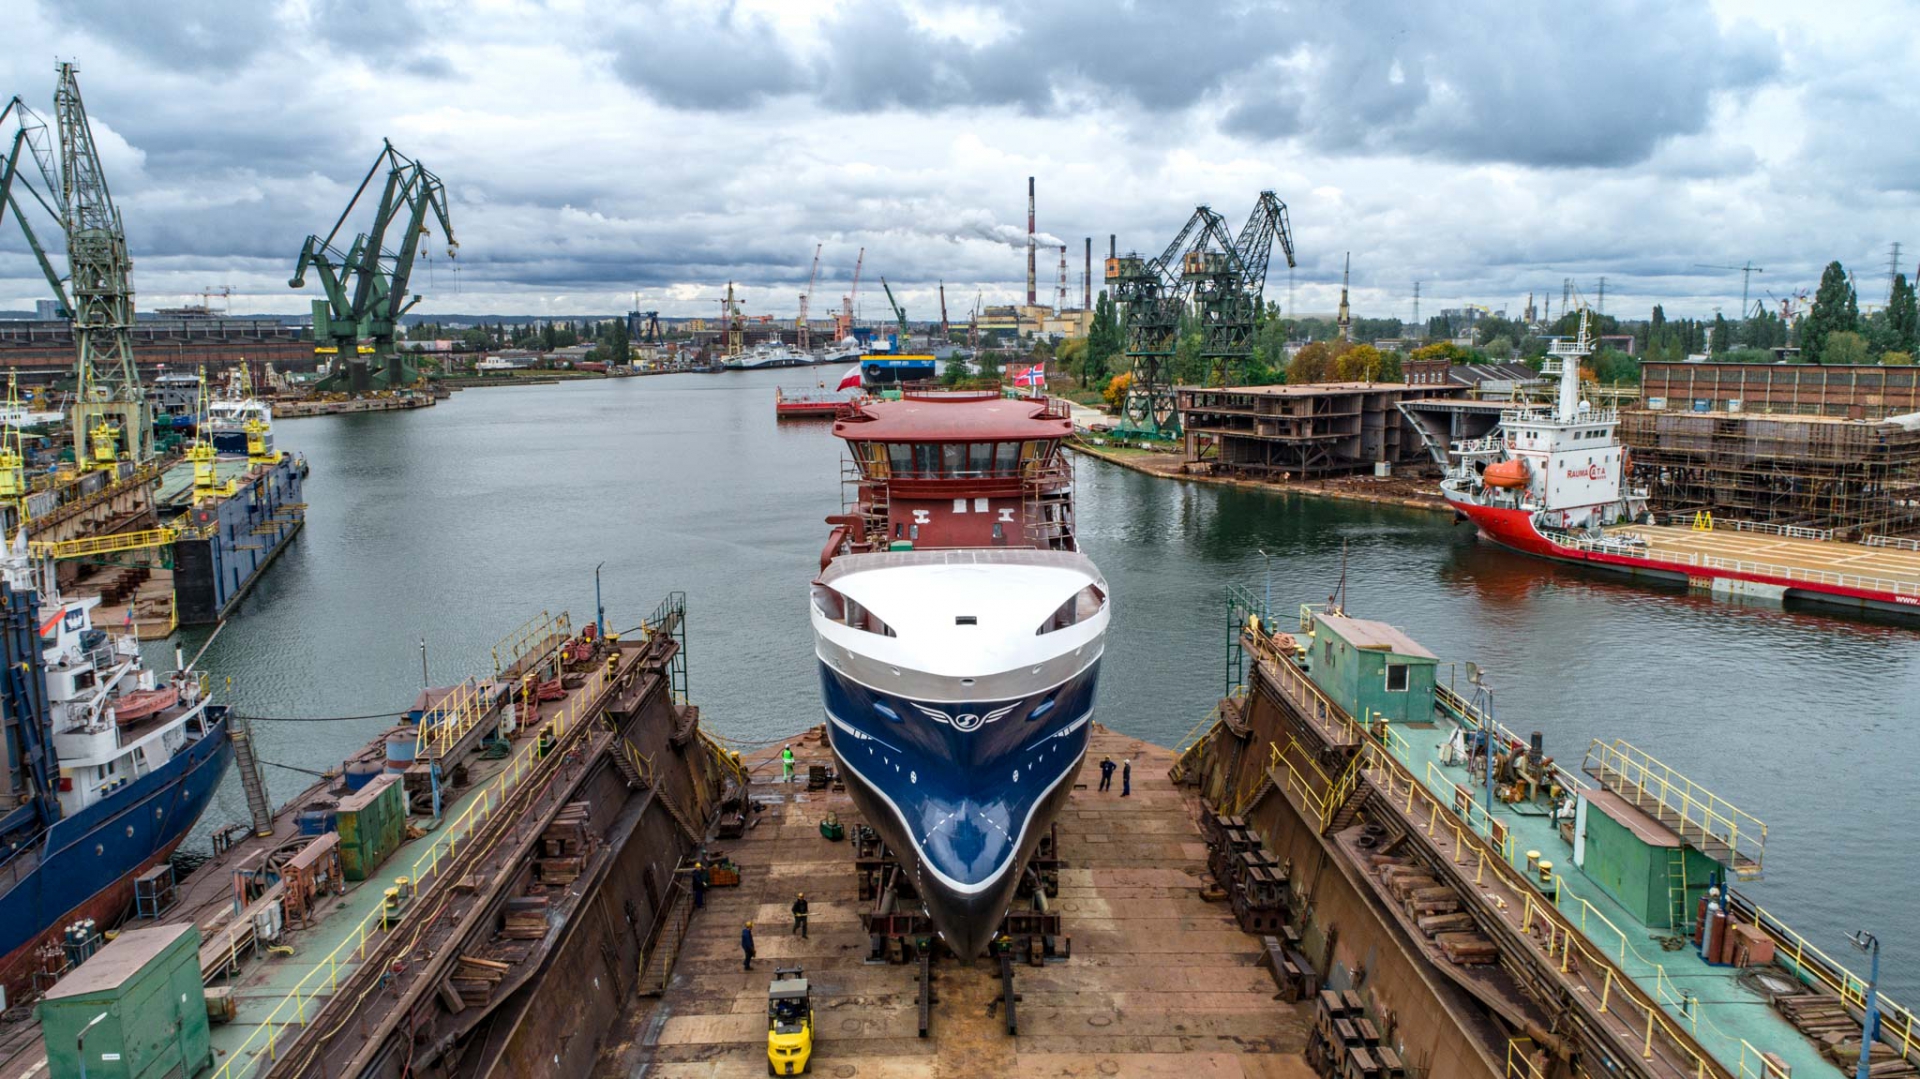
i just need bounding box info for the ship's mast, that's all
[1546,309,1591,424]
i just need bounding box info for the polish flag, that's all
[836,365,863,391]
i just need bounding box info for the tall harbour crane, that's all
[1187,191,1295,387]
[798,244,821,353]
[291,140,456,393]
[880,278,909,348]
[836,248,865,343]
[0,67,154,465]
[1694,261,1765,321]
[1107,209,1214,435]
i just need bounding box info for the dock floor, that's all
[602,724,1312,1078]
[1613,523,1920,593]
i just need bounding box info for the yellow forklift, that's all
[766,966,814,1075]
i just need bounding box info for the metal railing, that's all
[1865,534,1920,551]
[30,526,179,560]
[492,609,571,676]
[415,677,486,760]
[1544,531,1920,597]
[1733,898,1918,1062]
[209,665,609,1079]
[1582,739,1766,877]
[1660,513,1835,542]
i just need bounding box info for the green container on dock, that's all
[337,772,407,881]
[1302,611,1439,726]
[38,923,210,1079]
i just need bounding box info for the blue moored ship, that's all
[0,544,231,1003]
[813,388,1106,957]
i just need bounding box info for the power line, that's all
[235,710,407,723]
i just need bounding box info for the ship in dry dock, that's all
[813,387,1106,958]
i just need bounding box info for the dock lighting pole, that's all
[1850,931,1881,1079]
[595,562,606,637]
[419,636,429,689]
[1256,549,1272,625]
[76,1011,108,1079]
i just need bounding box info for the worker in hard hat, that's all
[791,892,809,939]
[742,920,757,970]
[781,744,795,783]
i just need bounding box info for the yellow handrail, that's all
[30,526,179,560]
[1744,900,1918,1060]
[1583,738,1766,875]
[414,678,486,760]
[491,609,572,675]
[208,665,609,1079]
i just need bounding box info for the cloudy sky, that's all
[0,0,1914,324]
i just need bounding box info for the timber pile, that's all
[500,896,551,940]
[1304,989,1405,1079]
[537,802,592,885]
[1776,994,1918,1077]
[450,954,510,1007]
[1369,855,1498,967]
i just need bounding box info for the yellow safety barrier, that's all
[1505,1038,1549,1079]
[414,678,486,760]
[30,526,179,560]
[1743,901,1918,1061]
[491,609,572,676]
[1583,738,1766,876]
[208,665,609,1079]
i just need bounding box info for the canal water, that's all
[178,367,1920,996]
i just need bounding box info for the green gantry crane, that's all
[291,141,456,394]
[880,278,910,349]
[1,65,154,466]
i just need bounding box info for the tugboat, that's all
[812,387,1107,957]
[0,537,233,1002]
[205,364,275,459]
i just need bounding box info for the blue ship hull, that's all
[820,661,1097,957]
[0,713,233,993]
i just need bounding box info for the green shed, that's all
[1303,613,1439,726]
[1572,789,1721,930]
[38,923,209,1079]
[337,772,407,881]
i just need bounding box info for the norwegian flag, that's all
[1009,363,1047,388]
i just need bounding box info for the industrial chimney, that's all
[1026,176,1037,307]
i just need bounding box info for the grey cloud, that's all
[607,2,809,110]
[40,0,282,70]
[1221,2,1781,168]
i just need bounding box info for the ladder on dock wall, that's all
[227,713,275,836]
[1665,847,1691,932]
[637,885,694,996]
[608,733,705,845]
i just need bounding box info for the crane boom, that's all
[798,243,821,352]
[0,98,70,316]
[881,277,908,347]
[54,63,151,464]
[291,140,457,393]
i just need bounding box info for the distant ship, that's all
[722,343,810,369]
[0,540,232,1002]
[813,388,1106,957]
[205,368,275,459]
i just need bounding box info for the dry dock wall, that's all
[1187,696,1507,1077]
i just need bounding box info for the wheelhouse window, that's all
[1037,584,1106,634]
[876,442,1041,478]
[811,584,896,637]
[1385,664,1410,692]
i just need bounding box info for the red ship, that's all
[1442,314,1920,618]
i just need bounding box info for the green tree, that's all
[1822,330,1871,366]
[608,313,631,365]
[1888,272,1919,355]
[1085,290,1121,386]
[942,359,968,385]
[1802,261,1859,364]
[1334,343,1386,381]
[1483,335,1515,360]
[978,350,1002,380]
[1882,351,1915,366]
[1056,337,1087,384]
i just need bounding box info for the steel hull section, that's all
[1447,495,1920,618]
[820,660,1096,958]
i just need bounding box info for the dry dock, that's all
[603,724,1314,1078]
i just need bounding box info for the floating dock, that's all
[0,596,736,1079]
[601,724,1316,1077]
[1179,593,1919,1078]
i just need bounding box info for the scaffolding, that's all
[1621,410,1920,538]
[1178,382,1458,477]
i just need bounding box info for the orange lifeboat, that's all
[113,687,179,725]
[1482,458,1530,489]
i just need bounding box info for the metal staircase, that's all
[227,713,274,836]
[608,731,705,845]
[637,884,693,997]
